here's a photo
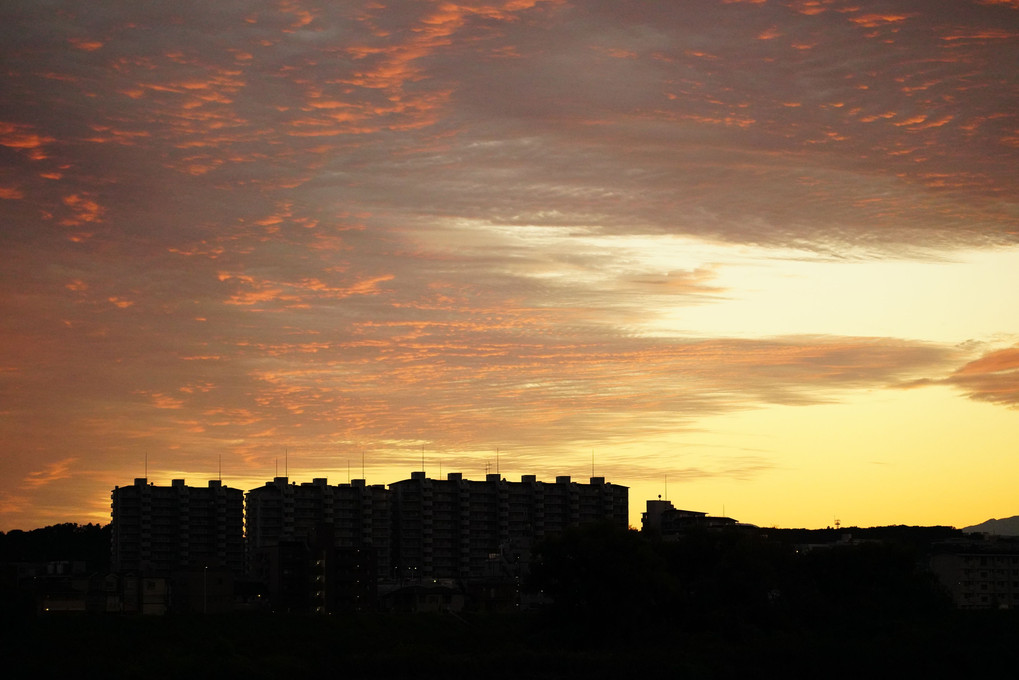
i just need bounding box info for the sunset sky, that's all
[2,0,1017,531]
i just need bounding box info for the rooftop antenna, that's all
[664,474,668,502]
[421,444,425,474]
[218,454,222,482]
[496,447,500,476]
[144,451,148,480]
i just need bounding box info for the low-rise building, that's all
[931,536,1019,609]
[641,498,737,537]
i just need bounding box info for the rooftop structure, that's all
[641,498,737,537]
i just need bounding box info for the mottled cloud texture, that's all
[1,0,1017,527]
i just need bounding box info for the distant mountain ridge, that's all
[962,516,1019,536]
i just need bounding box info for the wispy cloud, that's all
[913,345,1019,408]
[24,458,78,489]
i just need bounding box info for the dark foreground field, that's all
[6,608,1019,679]
[6,523,1019,677]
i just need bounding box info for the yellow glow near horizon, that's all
[70,386,1019,532]
[632,385,1019,530]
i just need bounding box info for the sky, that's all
[1,0,1017,531]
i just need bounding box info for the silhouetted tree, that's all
[786,540,952,626]
[655,527,797,631]
[529,522,677,641]
[0,523,111,569]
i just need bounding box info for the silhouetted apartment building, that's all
[110,471,627,612]
[246,477,391,569]
[111,478,244,578]
[245,477,389,612]
[390,472,628,580]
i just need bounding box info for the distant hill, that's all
[962,516,1019,536]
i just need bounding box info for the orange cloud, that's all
[941,28,1019,41]
[60,193,105,227]
[298,274,394,298]
[108,297,135,309]
[225,286,292,307]
[788,1,830,16]
[280,0,317,31]
[69,38,104,51]
[202,407,261,427]
[849,14,913,28]
[170,243,226,259]
[83,125,152,145]
[953,347,1019,377]
[893,115,927,127]
[858,111,897,123]
[340,0,564,132]
[911,347,1019,408]
[908,116,954,130]
[141,392,187,410]
[216,271,393,308]
[24,458,78,488]
[0,122,55,159]
[594,47,638,59]
[179,382,216,394]
[681,113,756,128]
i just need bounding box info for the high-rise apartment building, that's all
[389,472,628,580]
[245,477,391,611]
[245,477,391,572]
[111,471,627,610]
[110,478,244,577]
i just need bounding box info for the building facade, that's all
[111,471,628,612]
[245,477,391,572]
[245,477,390,612]
[930,537,1019,609]
[110,477,244,578]
[389,472,628,580]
